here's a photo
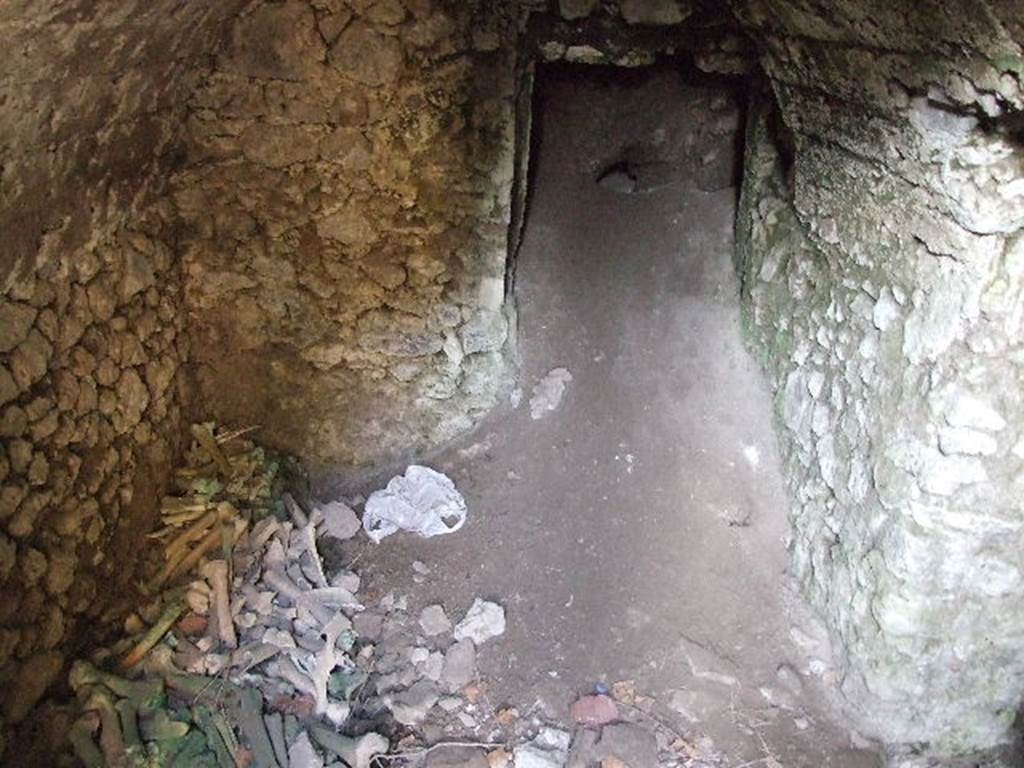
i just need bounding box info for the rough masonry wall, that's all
[0,0,244,757]
[734,0,1024,759]
[173,0,523,480]
[171,0,749,482]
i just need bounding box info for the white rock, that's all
[420,651,444,682]
[945,391,1006,432]
[419,604,452,636]
[514,744,565,768]
[534,728,571,753]
[441,639,476,692]
[438,696,463,712]
[318,501,362,540]
[872,289,902,331]
[919,454,989,496]
[331,570,360,593]
[453,599,505,644]
[938,426,998,456]
[529,369,573,420]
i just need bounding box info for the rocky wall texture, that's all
[0,0,245,758]
[734,1,1024,760]
[171,0,750,482]
[0,219,191,759]
[173,0,525,480]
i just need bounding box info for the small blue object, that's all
[594,682,610,695]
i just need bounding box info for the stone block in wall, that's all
[559,0,600,20]
[331,21,405,86]
[620,0,692,26]
[221,1,324,81]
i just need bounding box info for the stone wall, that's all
[170,0,749,484]
[172,0,524,480]
[3,0,1022,763]
[734,0,1024,760]
[0,0,244,757]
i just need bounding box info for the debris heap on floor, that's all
[66,424,725,768]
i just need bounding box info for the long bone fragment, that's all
[201,559,237,649]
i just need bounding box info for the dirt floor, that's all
[354,63,882,767]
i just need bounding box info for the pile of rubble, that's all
[65,424,722,768]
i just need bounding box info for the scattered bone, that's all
[289,731,324,768]
[201,559,238,649]
[299,523,329,588]
[70,427,681,768]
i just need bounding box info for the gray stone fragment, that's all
[534,728,572,753]
[441,638,476,692]
[514,743,565,768]
[425,745,489,768]
[595,723,658,768]
[352,614,385,643]
[419,650,444,682]
[459,311,507,355]
[453,599,506,644]
[318,501,362,541]
[390,680,439,725]
[529,369,573,421]
[419,604,452,636]
[567,729,598,768]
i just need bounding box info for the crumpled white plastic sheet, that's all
[363,465,468,543]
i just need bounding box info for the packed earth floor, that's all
[347,65,882,767]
